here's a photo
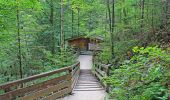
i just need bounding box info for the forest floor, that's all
[59,55,106,100]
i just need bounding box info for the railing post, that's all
[94,63,98,77]
[68,68,73,95]
[106,65,111,93]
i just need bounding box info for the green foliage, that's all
[0,0,78,84]
[0,1,170,99]
[96,46,112,64]
[43,48,78,71]
[114,40,139,61]
[95,39,138,64]
[104,46,170,100]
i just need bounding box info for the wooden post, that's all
[68,68,73,95]
[94,63,97,77]
[106,65,111,93]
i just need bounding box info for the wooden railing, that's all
[0,62,80,100]
[93,63,111,92]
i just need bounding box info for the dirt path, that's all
[59,55,106,100]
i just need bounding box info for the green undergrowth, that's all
[0,47,77,85]
[104,46,170,100]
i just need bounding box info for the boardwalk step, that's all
[75,86,102,88]
[76,84,101,86]
[72,69,104,92]
[74,88,104,91]
[77,81,99,83]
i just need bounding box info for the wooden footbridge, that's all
[0,55,111,100]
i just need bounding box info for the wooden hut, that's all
[67,36,102,51]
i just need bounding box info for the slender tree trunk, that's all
[165,0,169,33]
[24,31,29,73]
[151,0,154,33]
[50,0,55,55]
[111,0,115,58]
[60,0,64,49]
[72,10,74,37]
[105,10,108,33]
[107,0,112,33]
[16,5,22,79]
[141,0,145,34]
[107,0,115,59]
[77,7,80,36]
[112,0,115,33]
[134,0,138,33]
[122,0,127,24]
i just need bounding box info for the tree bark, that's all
[72,9,74,37]
[122,0,127,25]
[60,0,64,49]
[151,0,154,33]
[164,0,169,33]
[50,0,55,55]
[111,0,115,58]
[16,4,22,79]
[141,0,145,34]
[77,7,80,36]
[107,0,115,59]
[107,0,112,33]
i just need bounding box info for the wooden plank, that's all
[41,81,72,100]
[72,68,80,82]
[95,68,106,77]
[94,71,102,81]
[72,66,79,76]
[72,62,80,76]
[72,76,79,89]
[94,70,108,90]
[95,63,111,70]
[0,74,71,100]
[20,81,70,100]
[0,67,72,90]
[0,62,79,100]
[72,70,79,82]
[71,62,80,70]
[41,88,71,100]
[72,70,80,89]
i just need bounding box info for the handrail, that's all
[0,66,72,89]
[93,62,112,92]
[71,62,80,89]
[94,63,111,76]
[0,62,80,100]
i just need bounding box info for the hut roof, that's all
[66,35,103,42]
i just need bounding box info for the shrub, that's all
[104,46,170,100]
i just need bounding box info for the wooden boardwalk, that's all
[60,55,106,100]
[74,70,104,91]
[0,55,108,100]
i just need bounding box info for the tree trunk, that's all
[50,0,55,55]
[72,9,74,37]
[122,0,127,25]
[107,0,112,33]
[60,0,64,49]
[107,0,115,59]
[77,7,80,36]
[151,0,154,33]
[165,0,169,33]
[111,0,115,58]
[141,0,145,34]
[16,5,22,79]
